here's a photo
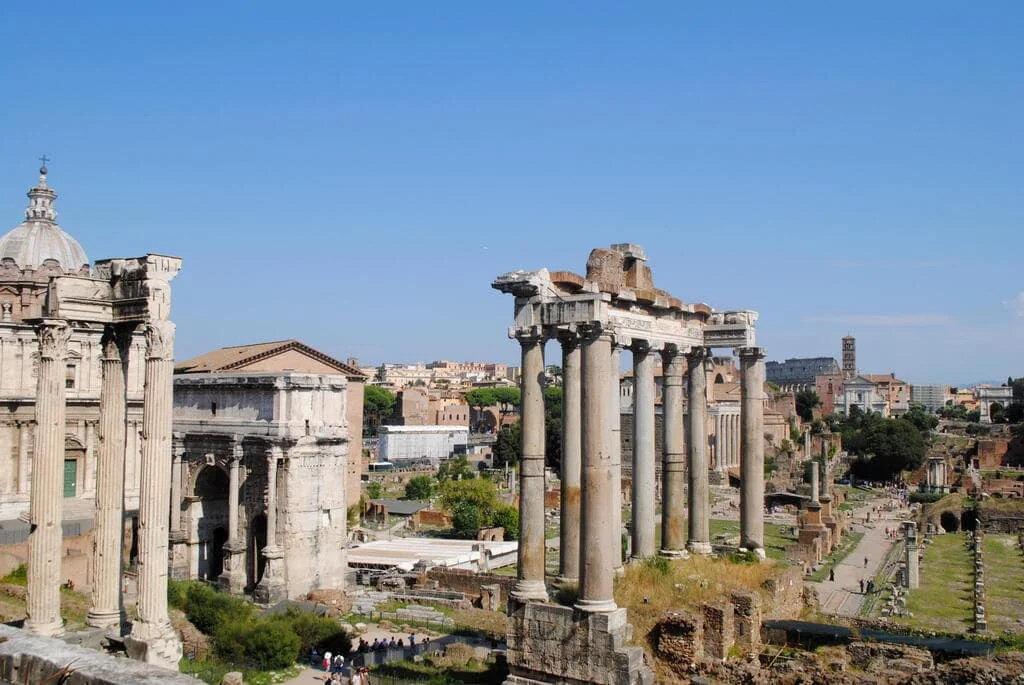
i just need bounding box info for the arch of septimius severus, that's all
[493,244,765,685]
[0,167,182,668]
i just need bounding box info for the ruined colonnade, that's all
[22,256,183,669]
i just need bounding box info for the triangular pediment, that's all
[176,340,364,378]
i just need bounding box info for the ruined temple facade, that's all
[493,244,764,685]
[0,166,184,668]
[171,340,365,602]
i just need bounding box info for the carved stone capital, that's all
[144,320,175,361]
[736,346,766,362]
[35,320,71,360]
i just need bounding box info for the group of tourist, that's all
[353,633,419,652]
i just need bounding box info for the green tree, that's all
[795,389,821,422]
[451,501,487,538]
[365,481,384,499]
[404,475,436,501]
[363,385,396,436]
[491,504,520,540]
[437,454,475,481]
[494,423,521,468]
[902,403,939,433]
[990,402,1006,424]
[849,418,927,481]
[492,387,522,423]
[439,477,499,512]
[544,386,563,471]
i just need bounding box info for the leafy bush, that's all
[908,491,944,504]
[1,564,27,586]
[215,618,300,670]
[490,504,519,540]
[404,475,436,501]
[185,583,255,635]
[270,610,350,657]
[167,579,189,610]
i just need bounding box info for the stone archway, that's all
[940,510,960,533]
[193,465,229,581]
[248,514,268,590]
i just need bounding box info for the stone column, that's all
[128,321,183,668]
[739,347,766,558]
[511,331,547,602]
[220,438,247,594]
[557,333,581,584]
[631,341,656,560]
[170,437,183,535]
[88,324,131,630]
[25,320,71,637]
[810,461,820,504]
[576,327,616,612]
[17,421,30,494]
[255,448,287,603]
[804,431,810,460]
[608,345,623,571]
[687,348,711,555]
[660,345,686,557]
[904,521,919,589]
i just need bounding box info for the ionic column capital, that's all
[35,320,71,360]
[143,320,176,361]
[512,326,546,345]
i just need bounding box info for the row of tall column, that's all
[511,326,768,613]
[712,412,741,469]
[24,318,181,664]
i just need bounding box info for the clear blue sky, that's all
[1,2,1021,385]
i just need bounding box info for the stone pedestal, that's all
[129,321,182,668]
[218,543,248,595]
[25,321,71,638]
[504,599,653,685]
[253,546,287,604]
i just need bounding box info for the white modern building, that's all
[377,425,469,465]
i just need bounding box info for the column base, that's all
[218,544,248,595]
[23,617,64,638]
[659,548,690,560]
[573,597,618,613]
[740,547,767,561]
[127,619,183,670]
[253,546,287,604]
[556,575,579,587]
[86,607,125,631]
[686,541,713,555]
[510,579,549,603]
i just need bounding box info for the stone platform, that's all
[504,599,653,685]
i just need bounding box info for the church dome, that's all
[0,166,89,271]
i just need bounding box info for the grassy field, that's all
[981,534,1024,634]
[898,533,974,632]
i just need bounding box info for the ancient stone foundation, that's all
[504,600,652,685]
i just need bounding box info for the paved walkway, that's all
[812,493,907,617]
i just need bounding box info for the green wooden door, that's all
[63,459,77,498]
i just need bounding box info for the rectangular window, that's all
[65,364,76,389]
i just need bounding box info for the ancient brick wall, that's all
[978,438,1010,469]
[701,602,734,660]
[730,591,762,655]
[761,565,805,619]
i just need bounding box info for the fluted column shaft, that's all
[660,346,686,557]
[265,452,279,548]
[810,461,820,504]
[608,346,623,569]
[739,347,766,556]
[228,454,241,544]
[170,437,183,534]
[17,421,30,494]
[130,320,182,666]
[88,325,131,630]
[576,329,615,612]
[512,333,547,602]
[25,321,71,637]
[558,335,581,584]
[687,348,711,555]
[631,343,656,559]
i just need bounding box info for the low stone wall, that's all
[410,509,451,528]
[422,567,515,609]
[761,565,804,619]
[0,623,194,684]
[0,532,94,591]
